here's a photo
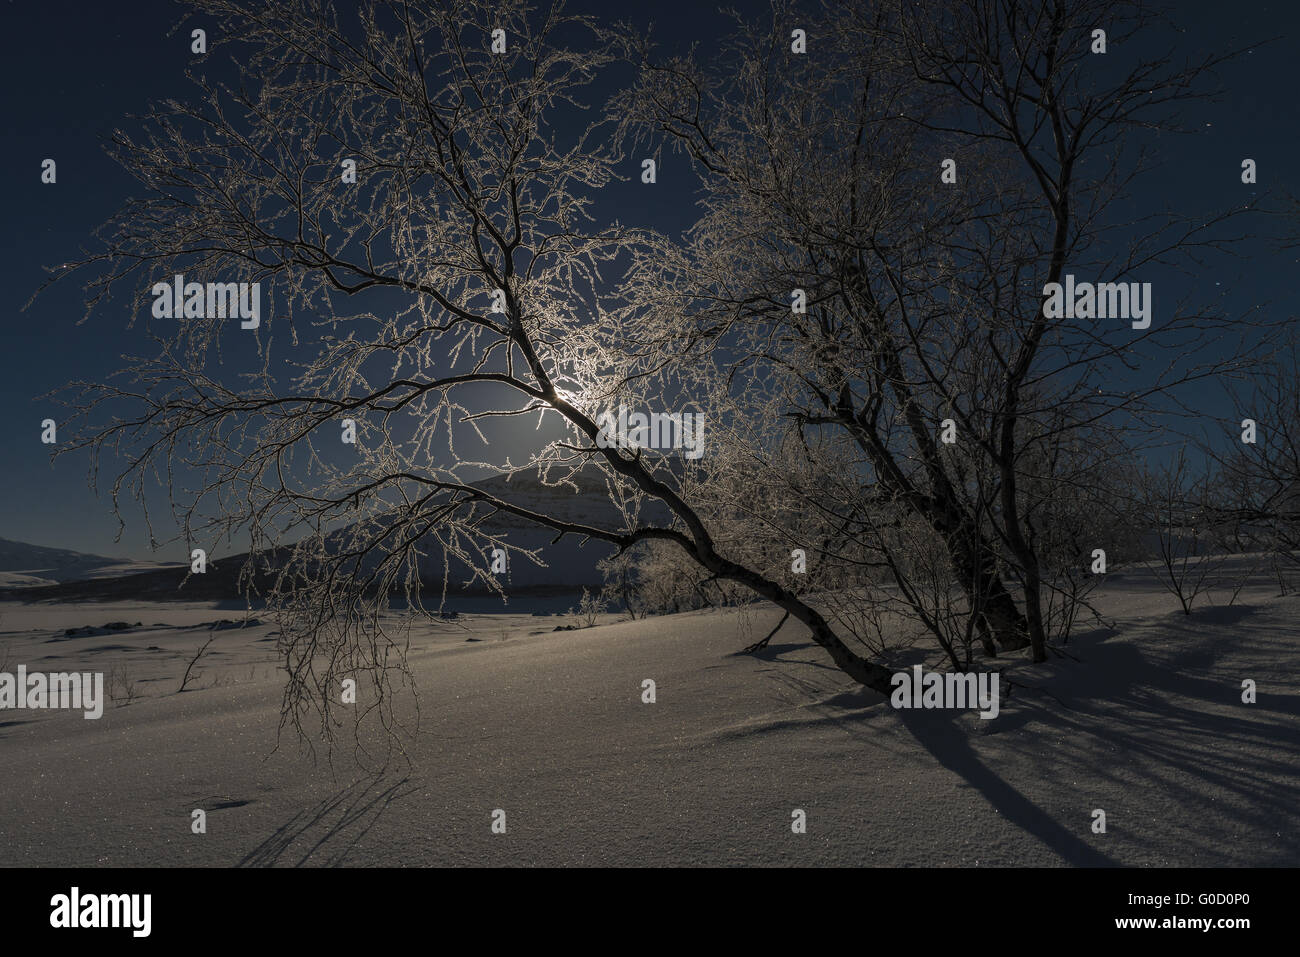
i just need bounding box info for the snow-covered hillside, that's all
[0,560,1294,866]
[0,467,651,600]
[0,537,178,586]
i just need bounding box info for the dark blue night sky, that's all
[1,0,1297,560]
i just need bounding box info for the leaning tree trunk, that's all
[933,506,1031,654]
[702,549,895,694]
[994,427,1050,663]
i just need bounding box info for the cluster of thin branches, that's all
[33,0,1292,754]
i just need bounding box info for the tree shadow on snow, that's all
[784,600,1299,865]
[238,775,416,867]
[897,708,1118,866]
[943,602,1299,865]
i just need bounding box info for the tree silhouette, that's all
[39,0,1273,749]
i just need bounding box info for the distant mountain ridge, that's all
[0,467,654,602]
[0,537,178,586]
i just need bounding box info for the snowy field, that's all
[0,561,1296,866]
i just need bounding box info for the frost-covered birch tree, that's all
[39,0,898,749]
[38,0,1270,750]
[607,0,1263,664]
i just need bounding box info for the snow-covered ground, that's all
[0,561,1296,866]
